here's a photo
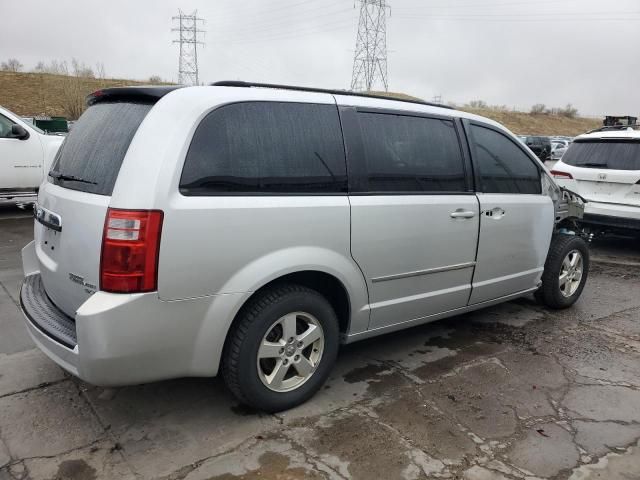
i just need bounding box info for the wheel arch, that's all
[236,270,352,335]
[192,248,370,377]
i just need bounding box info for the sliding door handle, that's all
[450,209,476,219]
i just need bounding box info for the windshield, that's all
[562,140,640,171]
[50,102,153,195]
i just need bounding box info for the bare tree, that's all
[58,60,87,120]
[1,58,23,72]
[559,103,578,119]
[530,104,548,115]
[96,62,106,79]
[148,75,162,84]
[72,58,94,79]
[466,100,488,109]
[33,61,46,73]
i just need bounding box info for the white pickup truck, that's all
[0,106,64,200]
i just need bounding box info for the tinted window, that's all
[50,102,152,195]
[180,102,347,194]
[562,140,640,171]
[357,113,466,192]
[470,125,541,194]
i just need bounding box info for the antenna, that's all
[351,0,390,92]
[172,10,205,85]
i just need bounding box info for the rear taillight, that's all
[550,170,573,179]
[100,208,164,293]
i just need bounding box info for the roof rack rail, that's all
[586,125,640,134]
[210,80,453,110]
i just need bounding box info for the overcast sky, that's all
[1,0,638,116]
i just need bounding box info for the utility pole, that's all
[172,10,205,85]
[351,0,390,92]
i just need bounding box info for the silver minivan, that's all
[20,82,589,411]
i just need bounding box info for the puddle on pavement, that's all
[308,412,432,479]
[342,363,409,396]
[230,404,261,417]
[342,364,388,384]
[48,460,97,480]
[207,451,324,480]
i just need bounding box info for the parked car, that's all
[551,140,569,161]
[551,136,573,144]
[0,106,64,200]
[551,127,640,234]
[522,136,553,161]
[20,83,589,412]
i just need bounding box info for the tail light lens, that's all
[100,208,164,293]
[550,170,573,179]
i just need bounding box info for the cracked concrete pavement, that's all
[1,203,640,480]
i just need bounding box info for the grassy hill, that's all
[0,71,154,119]
[1,72,601,135]
[373,91,600,136]
[461,108,600,137]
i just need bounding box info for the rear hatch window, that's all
[562,140,640,171]
[50,102,153,195]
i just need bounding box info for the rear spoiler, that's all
[86,86,183,106]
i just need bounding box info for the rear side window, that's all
[180,102,347,195]
[356,112,466,192]
[470,125,541,194]
[50,102,152,195]
[562,140,640,170]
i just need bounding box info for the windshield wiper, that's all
[49,171,97,185]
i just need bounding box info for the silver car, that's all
[20,82,589,411]
[551,140,569,161]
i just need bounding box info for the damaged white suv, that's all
[551,126,640,235]
[20,82,589,412]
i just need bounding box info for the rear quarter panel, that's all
[109,87,370,335]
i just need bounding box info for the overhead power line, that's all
[217,18,355,45]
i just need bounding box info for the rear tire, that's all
[535,234,589,309]
[222,283,339,412]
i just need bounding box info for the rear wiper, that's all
[49,171,97,185]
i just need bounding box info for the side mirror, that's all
[10,124,30,140]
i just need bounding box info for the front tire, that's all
[535,234,589,309]
[222,284,339,412]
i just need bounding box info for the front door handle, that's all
[450,209,476,219]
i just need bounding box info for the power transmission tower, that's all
[351,0,390,92]
[172,10,205,85]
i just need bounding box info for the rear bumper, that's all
[20,243,249,386]
[583,202,640,230]
[582,213,640,231]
